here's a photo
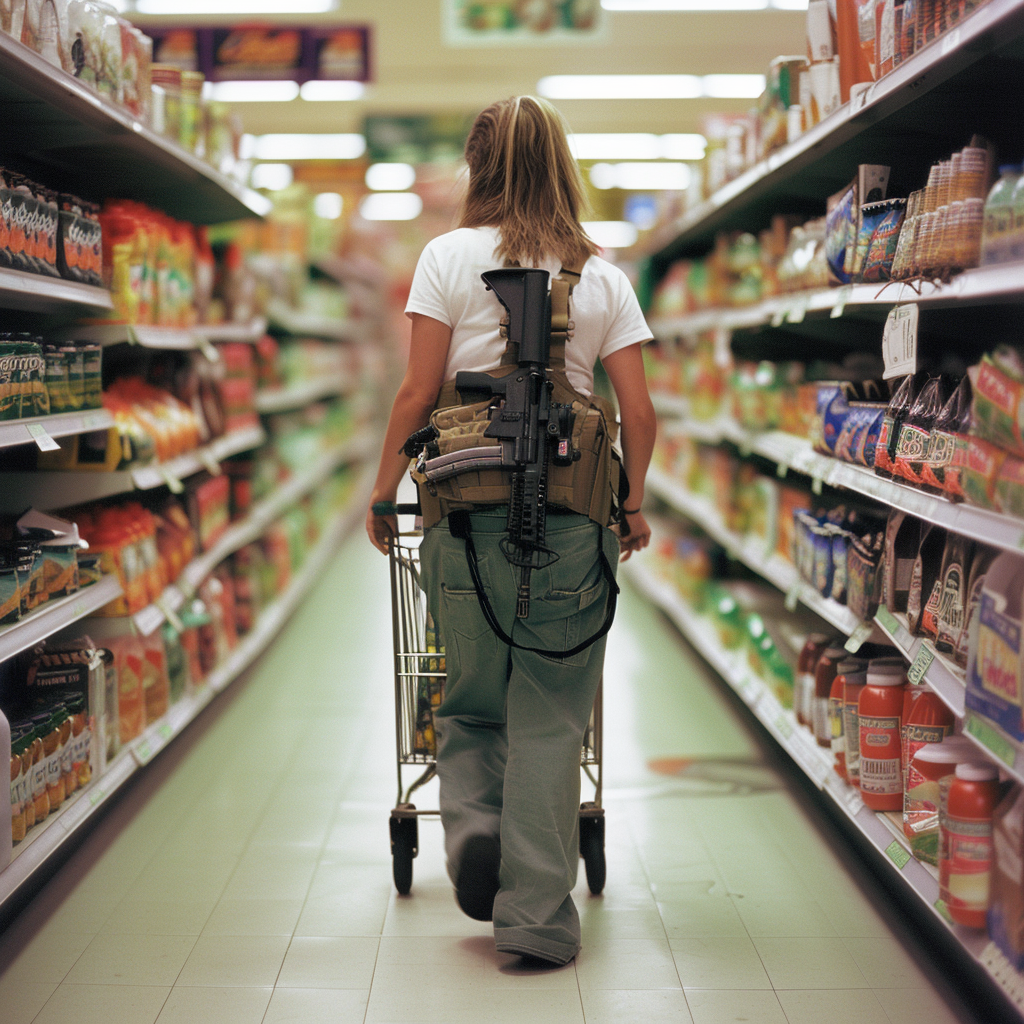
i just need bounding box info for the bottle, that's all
[980,164,1021,266]
[814,646,848,749]
[797,633,831,729]
[941,762,1001,928]
[831,659,867,782]
[844,662,871,789]
[858,657,908,810]
[907,735,976,865]
[920,374,972,498]
[43,710,65,813]
[893,375,948,486]
[901,692,954,823]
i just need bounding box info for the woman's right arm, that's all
[366,313,452,553]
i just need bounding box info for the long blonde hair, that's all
[458,96,598,269]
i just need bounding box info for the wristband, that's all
[623,506,642,515]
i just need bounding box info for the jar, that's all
[906,735,976,864]
[813,646,847,748]
[58,705,75,798]
[10,734,25,844]
[940,762,1001,928]
[830,659,867,782]
[150,64,182,141]
[843,664,870,789]
[179,71,205,155]
[29,725,49,824]
[43,711,65,813]
[796,633,830,728]
[858,657,907,810]
[20,732,36,830]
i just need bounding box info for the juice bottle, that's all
[907,735,975,864]
[941,762,1001,928]
[797,633,831,729]
[29,722,49,824]
[858,657,907,810]
[813,646,849,749]
[921,374,972,498]
[893,375,948,486]
[831,659,867,782]
[980,164,1021,266]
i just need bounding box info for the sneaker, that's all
[455,834,501,921]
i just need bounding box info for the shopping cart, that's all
[376,503,606,898]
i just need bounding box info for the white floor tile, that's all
[264,987,370,1024]
[684,988,789,1024]
[155,985,272,1024]
[580,988,695,1024]
[276,936,379,989]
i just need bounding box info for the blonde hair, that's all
[458,96,598,269]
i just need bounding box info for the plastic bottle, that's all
[858,657,908,809]
[941,762,1001,928]
[980,164,1021,267]
[831,659,867,782]
[814,646,848,749]
[844,663,871,789]
[797,633,831,729]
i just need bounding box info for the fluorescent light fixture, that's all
[314,192,344,219]
[659,133,708,160]
[702,74,767,97]
[250,163,293,191]
[359,193,423,221]
[365,163,416,191]
[208,81,299,103]
[582,221,639,249]
[602,0,768,8]
[771,0,809,7]
[300,80,366,102]
[136,0,336,12]
[569,133,706,160]
[252,134,366,160]
[540,75,701,99]
[590,162,691,190]
[239,134,256,160]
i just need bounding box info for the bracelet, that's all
[623,506,642,515]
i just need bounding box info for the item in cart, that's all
[921,373,972,498]
[989,783,1024,970]
[905,735,977,864]
[881,510,918,615]
[906,522,946,637]
[858,656,907,810]
[941,762,1002,928]
[831,658,867,781]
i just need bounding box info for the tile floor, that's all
[0,531,972,1023]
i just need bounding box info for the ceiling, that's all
[132,3,807,139]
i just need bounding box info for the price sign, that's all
[771,305,787,328]
[787,296,809,323]
[941,26,961,55]
[156,597,185,634]
[199,449,221,476]
[965,714,1017,767]
[882,304,920,379]
[933,899,953,925]
[830,285,853,319]
[785,583,801,612]
[158,723,174,742]
[126,324,140,345]
[88,787,105,807]
[845,621,874,653]
[885,840,911,869]
[775,714,794,739]
[908,644,936,686]
[196,336,220,363]
[134,739,153,765]
[713,326,732,370]
[159,467,185,494]
[26,423,60,452]
[811,475,823,496]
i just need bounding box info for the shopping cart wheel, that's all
[579,803,606,895]
[390,805,419,895]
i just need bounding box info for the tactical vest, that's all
[411,261,622,531]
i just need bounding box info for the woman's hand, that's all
[366,502,398,555]
[617,509,651,561]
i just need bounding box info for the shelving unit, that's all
[0,267,112,315]
[266,299,364,343]
[0,409,114,451]
[255,375,353,414]
[0,464,374,911]
[63,320,267,352]
[623,556,1024,1015]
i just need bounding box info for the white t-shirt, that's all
[405,226,651,396]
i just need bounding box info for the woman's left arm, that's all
[366,313,452,553]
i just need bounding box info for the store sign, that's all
[145,24,371,82]
[363,115,474,164]
[444,0,605,45]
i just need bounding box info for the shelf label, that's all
[196,336,220,363]
[933,898,953,925]
[882,303,919,379]
[885,840,911,869]
[88,787,105,807]
[965,713,1017,768]
[845,621,874,653]
[156,597,184,634]
[830,285,853,319]
[776,462,788,479]
[784,583,801,612]
[908,644,936,686]
[738,438,752,458]
[159,467,185,494]
[876,607,899,634]
[157,723,173,742]
[811,475,823,496]
[82,412,106,430]
[126,324,140,346]
[26,422,61,452]
[199,449,221,476]
[771,304,787,328]
[713,325,732,370]
[787,296,809,324]
[774,714,794,739]
[941,26,961,55]
[71,601,86,617]
[133,739,153,765]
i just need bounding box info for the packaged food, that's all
[875,373,922,480]
[105,635,145,744]
[831,658,867,781]
[921,373,972,497]
[880,510,918,614]
[961,434,1007,510]
[934,533,973,655]
[893,376,949,485]
[905,735,976,864]
[989,783,1024,969]
[971,350,1024,457]
[958,545,998,668]
[907,523,947,637]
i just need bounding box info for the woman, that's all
[366,95,656,967]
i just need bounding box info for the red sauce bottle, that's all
[830,659,867,782]
[844,667,870,789]
[797,634,831,729]
[813,646,848,749]
[858,658,908,810]
[941,762,1001,928]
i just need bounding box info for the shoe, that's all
[455,834,501,921]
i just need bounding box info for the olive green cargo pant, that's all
[420,507,618,965]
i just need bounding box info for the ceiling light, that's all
[701,74,767,97]
[771,0,809,7]
[251,163,293,191]
[239,134,256,160]
[252,134,366,160]
[582,221,639,249]
[300,80,366,102]
[365,163,416,191]
[570,134,662,160]
[589,163,691,190]
[659,134,707,160]
[207,81,299,103]
[602,0,769,8]
[359,193,423,221]
[540,75,702,99]
[314,193,344,219]
[136,0,337,12]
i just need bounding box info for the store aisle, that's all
[0,530,970,1024]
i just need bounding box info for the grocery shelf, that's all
[647,464,870,637]
[622,557,1019,1007]
[648,264,1024,339]
[193,319,268,344]
[266,299,363,342]
[60,321,266,352]
[0,409,113,451]
[255,375,353,414]
[642,0,1024,269]
[664,413,1024,555]
[650,392,688,419]
[132,430,375,637]
[0,424,267,512]
[0,470,373,912]
[0,575,122,664]
[0,34,270,224]
[0,267,112,315]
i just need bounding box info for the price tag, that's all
[882,304,920,379]
[196,336,220,363]
[157,723,174,742]
[787,296,809,324]
[876,606,899,634]
[738,438,752,458]
[776,462,788,479]
[713,325,732,370]
[933,898,953,925]
[156,597,184,634]
[159,467,184,494]
[941,26,961,55]
[71,601,86,617]
[811,475,823,496]
[908,644,936,686]
[26,422,61,452]
[845,621,874,653]
[830,285,853,319]
[199,449,221,476]
[134,739,153,765]
[88,787,105,807]
[775,714,794,739]
[784,583,801,612]
[126,324,140,346]
[885,839,911,869]
[771,305,787,328]
[82,412,106,430]
[965,713,1017,768]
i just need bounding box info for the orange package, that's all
[836,0,876,102]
